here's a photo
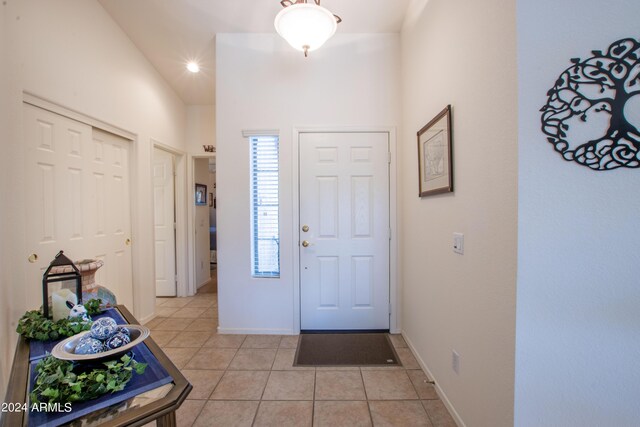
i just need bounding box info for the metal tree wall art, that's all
[540,37,640,170]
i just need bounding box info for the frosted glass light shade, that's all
[274,3,337,54]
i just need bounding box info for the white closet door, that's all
[24,104,133,309]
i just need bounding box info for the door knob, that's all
[302,225,309,232]
[301,240,310,247]
[125,238,131,246]
[28,253,38,263]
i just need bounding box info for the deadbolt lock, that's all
[302,225,309,232]
[302,240,310,247]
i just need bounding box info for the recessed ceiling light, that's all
[186,62,200,73]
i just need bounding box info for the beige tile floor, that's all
[147,290,457,427]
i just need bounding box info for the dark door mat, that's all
[294,333,401,366]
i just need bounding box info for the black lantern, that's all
[42,250,83,319]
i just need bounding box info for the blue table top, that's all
[27,308,173,427]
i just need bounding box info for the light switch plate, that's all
[453,232,464,255]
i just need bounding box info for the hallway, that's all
[148,282,456,426]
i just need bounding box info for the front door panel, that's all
[299,132,390,330]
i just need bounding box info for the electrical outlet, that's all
[452,350,460,374]
[453,233,464,255]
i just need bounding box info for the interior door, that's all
[24,104,134,309]
[153,147,177,297]
[91,129,134,308]
[299,132,390,330]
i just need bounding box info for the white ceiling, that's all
[98,0,412,105]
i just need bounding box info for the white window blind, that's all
[250,136,280,277]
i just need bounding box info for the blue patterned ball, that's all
[104,332,131,350]
[75,336,104,354]
[115,326,130,338]
[90,317,117,340]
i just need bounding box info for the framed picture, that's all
[417,105,453,197]
[195,183,207,206]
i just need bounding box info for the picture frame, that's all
[417,105,453,197]
[195,183,207,206]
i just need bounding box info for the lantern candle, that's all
[51,289,77,321]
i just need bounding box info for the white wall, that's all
[0,0,25,403]
[516,1,640,426]
[0,0,187,399]
[187,105,216,154]
[399,0,517,425]
[216,33,400,333]
[194,158,211,287]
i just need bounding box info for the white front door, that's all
[299,132,390,330]
[153,147,177,297]
[24,104,134,309]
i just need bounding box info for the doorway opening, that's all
[192,156,217,298]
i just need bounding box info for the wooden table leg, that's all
[155,411,176,427]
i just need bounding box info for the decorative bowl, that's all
[51,324,150,361]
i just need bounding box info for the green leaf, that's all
[83,298,103,315]
[30,351,145,404]
[42,388,59,399]
[135,363,148,375]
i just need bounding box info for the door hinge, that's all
[388,152,391,164]
[175,275,178,285]
[389,302,392,315]
[173,223,177,230]
[388,228,392,241]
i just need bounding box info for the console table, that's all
[1,305,192,427]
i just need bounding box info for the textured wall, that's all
[516,0,640,425]
[400,0,518,425]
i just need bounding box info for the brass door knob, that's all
[125,238,132,246]
[28,253,38,263]
[302,225,309,232]
[301,240,310,247]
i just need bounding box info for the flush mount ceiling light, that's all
[274,0,342,57]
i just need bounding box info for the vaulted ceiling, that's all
[98,0,412,105]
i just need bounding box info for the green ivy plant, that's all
[30,354,147,404]
[83,298,104,316]
[16,299,104,341]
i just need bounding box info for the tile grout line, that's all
[359,367,376,426]
[311,369,317,425]
[185,292,227,425]
[155,293,217,426]
[207,334,245,400]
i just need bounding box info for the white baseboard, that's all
[217,327,296,335]
[402,332,466,427]
[197,278,211,289]
[138,313,156,325]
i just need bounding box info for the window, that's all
[250,135,280,277]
